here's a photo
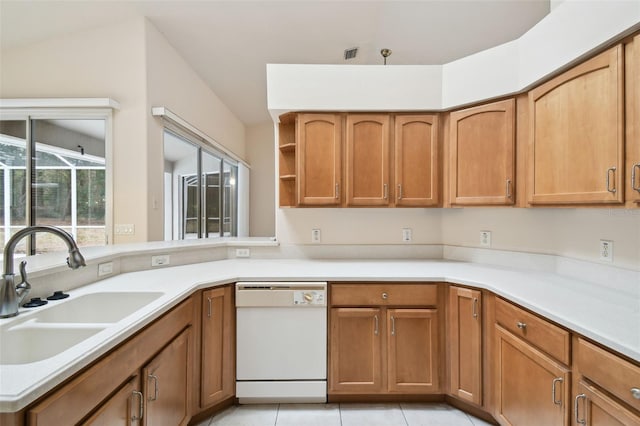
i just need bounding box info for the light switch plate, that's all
[98,262,113,277]
[236,248,250,258]
[311,229,321,243]
[402,228,412,242]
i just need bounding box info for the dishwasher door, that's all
[235,282,327,403]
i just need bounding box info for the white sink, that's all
[31,292,165,323]
[0,325,106,364]
[0,291,165,365]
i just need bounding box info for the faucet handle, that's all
[16,261,32,305]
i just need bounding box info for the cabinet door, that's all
[346,114,390,206]
[329,308,383,393]
[201,286,233,407]
[627,34,640,206]
[297,113,342,205]
[495,325,570,426]
[143,328,192,426]
[82,376,142,426]
[387,309,439,393]
[450,99,515,205]
[449,287,482,405]
[528,45,624,205]
[394,114,439,206]
[574,381,640,426]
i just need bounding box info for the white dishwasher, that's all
[235,282,327,404]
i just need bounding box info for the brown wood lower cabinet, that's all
[387,309,439,393]
[82,376,142,425]
[329,307,383,393]
[143,328,192,426]
[448,286,482,406]
[495,325,570,426]
[200,286,234,408]
[574,381,640,426]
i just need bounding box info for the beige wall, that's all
[1,18,247,243]
[246,122,276,236]
[144,20,246,240]
[0,19,149,243]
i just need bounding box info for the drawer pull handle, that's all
[506,179,512,199]
[131,390,144,422]
[631,387,640,400]
[391,316,396,336]
[383,183,388,200]
[381,292,388,300]
[148,374,159,401]
[207,297,213,318]
[516,321,527,329]
[335,183,340,199]
[374,315,379,336]
[606,166,617,193]
[472,298,478,319]
[575,394,586,425]
[397,184,403,200]
[552,377,563,405]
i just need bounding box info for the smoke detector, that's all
[344,47,358,60]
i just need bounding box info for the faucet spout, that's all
[1,225,86,318]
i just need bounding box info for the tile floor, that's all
[194,403,496,426]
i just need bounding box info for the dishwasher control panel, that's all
[293,290,325,306]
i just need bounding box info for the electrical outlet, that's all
[235,248,250,258]
[402,228,412,242]
[599,240,613,262]
[311,229,321,243]
[97,262,113,277]
[151,254,170,267]
[480,231,491,247]
[114,224,135,235]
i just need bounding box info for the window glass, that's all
[202,151,221,238]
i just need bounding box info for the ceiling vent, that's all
[344,47,358,60]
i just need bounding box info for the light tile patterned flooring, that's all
[194,403,496,426]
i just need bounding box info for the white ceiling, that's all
[0,1,550,126]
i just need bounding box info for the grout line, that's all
[398,403,410,426]
[338,402,343,426]
[274,403,280,426]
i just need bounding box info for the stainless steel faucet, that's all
[0,225,86,318]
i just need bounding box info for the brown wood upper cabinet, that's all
[346,114,391,206]
[627,34,640,207]
[528,44,624,205]
[449,99,515,206]
[395,114,439,206]
[297,113,342,206]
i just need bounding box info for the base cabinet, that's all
[574,381,640,426]
[495,325,570,426]
[448,287,482,405]
[200,286,234,407]
[328,283,441,396]
[82,376,142,426]
[143,328,192,426]
[387,309,439,393]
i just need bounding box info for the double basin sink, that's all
[0,291,164,365]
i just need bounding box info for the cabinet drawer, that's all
[330,283,438,307]
[576,338,640,412]
[495,297,570,364]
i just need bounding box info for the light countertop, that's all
[0,258,638,412]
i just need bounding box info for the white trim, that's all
[0,98,120,110]
[152,106,249,168]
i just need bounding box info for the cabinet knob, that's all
[516,321,527,330]
[381,292,388,300]
[631,387,640,400]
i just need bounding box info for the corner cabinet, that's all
[494,298,571,426]
[448,286,482,406]
[328,283,442,397]
[528,44,624,205]
[394,114,440,206]
[200,286,234,408]
[28,297,195,426]
[449,99,515,206]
